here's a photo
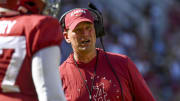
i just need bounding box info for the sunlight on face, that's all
[68,22,96,53]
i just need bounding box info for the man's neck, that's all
[73,49,97,63]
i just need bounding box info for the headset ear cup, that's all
[94,20,100,37]
[88,8,105,38]
[94,20,105,37]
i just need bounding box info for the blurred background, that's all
[58,0,180,101]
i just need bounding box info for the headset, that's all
[59,3,105,38]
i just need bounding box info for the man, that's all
[59,8,156,101]
[0,0,66,101]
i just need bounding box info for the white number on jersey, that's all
[0,36,26,92]
[0,20,16,34]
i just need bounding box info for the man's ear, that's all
[63,31,71,43]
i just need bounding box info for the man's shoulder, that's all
[18,14,62,56]
[60,54,74,69]
[108,51,128,59]
[108,52,129,63]
[59,56,74,77]
[98,48,129,61]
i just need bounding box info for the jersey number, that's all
[0,36,26,93]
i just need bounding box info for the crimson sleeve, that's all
[127,57,156,101]
[26,16,63,56]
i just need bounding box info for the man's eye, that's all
[75,29,81,33]
[86,26,92,30]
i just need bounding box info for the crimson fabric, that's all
[0,14,63,101]
[59,48,156,101]
[64,8,94,30]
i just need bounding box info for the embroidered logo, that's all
[93,83,108,101]
[70,9,86,17]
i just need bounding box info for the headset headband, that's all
[59,7,105,37]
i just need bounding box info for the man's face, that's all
[64,21,96,53]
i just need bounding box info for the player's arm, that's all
[32,46,66,101]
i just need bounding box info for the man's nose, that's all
[82,29,90,36]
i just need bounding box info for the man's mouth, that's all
[81,40,90,44]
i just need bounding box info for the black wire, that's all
[90,50,99,99]
[73,50,99,101]
[99,37,125,101]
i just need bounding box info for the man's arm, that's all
[32,46,66,101]
[127,57,156,101]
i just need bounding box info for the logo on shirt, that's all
[93,83,109,101]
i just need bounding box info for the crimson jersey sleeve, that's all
[126,57,156,101]
[24,15,63,56]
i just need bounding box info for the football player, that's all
[0,0,66,101]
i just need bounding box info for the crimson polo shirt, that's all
[59,48,156,101]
